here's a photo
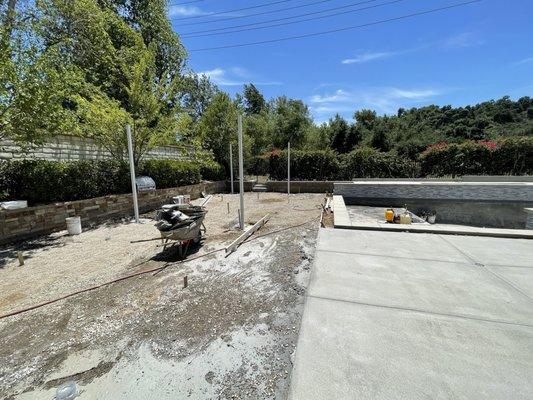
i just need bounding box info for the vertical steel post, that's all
[238,115,245,230]
[229,143,234,194]
[287,141,291,196]
[126,124,140,223]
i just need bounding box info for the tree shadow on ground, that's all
[0,235,68,269]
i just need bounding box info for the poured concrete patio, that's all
[289,228,533,399]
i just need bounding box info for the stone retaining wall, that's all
[0,181,225,244]
[266,181,334,193]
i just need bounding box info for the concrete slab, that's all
[289,297,533,400]
[289,228,533,400]
[488,266,533,299]
[316,228,469,263]
[309,251,533,325]
[443,235,533,267]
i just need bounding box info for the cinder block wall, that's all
[0,181,225,244]
[335,181,533,229]
[335,181,533,202]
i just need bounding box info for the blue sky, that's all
[169,0,533,123]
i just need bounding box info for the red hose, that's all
[0,216,319,320]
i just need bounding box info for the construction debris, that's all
[226,214,271,256]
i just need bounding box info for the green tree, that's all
[344,124,362,152]
[371,124,391,152]
[243,83,266,115]
[0,1,73,143]
[181,73,219,121]
[271,96,312,148]
[329,114,350,153]
[37,0,184,164]
[195,92,238,167]
[354,109,377,130]
[245,110,273,155]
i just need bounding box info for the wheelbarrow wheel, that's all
[193,231,202,244]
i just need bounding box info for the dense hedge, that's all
[269,150,340,180]
[419,137,533,176]
[339,148,420,179]
[139,159,201,190]
[246,155,270,176]
[268,148,419,180]
[264,137,532,180]
[0,158,224,205]
[198,159,226,181]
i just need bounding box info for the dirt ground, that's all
[0,193,324,399]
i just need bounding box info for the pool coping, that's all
[332,195,533,239]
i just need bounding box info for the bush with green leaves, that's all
[0,158,216,205]
[419,137,533,176]
[338,148,420,179]
[197,159,225,181]
[138,160,201,189]
[269,150,340,180]
[246,155,270,176]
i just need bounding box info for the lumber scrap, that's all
[200,195,213,207]
[225,214,270,256]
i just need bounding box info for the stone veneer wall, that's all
[0,181,225,244]
[266,181,335,193]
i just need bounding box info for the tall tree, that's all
[243,83,266,115]
[329,114,349,153]
[37,0,184,163]
[194,92,238,167]
[181,73,219,121]
[271,96,312,148]
[1,0,73,143]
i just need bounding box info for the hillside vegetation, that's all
[1,0,531,186]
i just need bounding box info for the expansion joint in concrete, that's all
[438,235,533,304]
[308,294,533,329]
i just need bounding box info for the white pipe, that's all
[287,141,291,196]
[229,143,234,194]
[126,124,140,223]
[238,115,245,230]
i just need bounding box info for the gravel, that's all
[0,193,322,399]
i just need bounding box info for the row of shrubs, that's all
[0,159,225,205]
[251,136,532,180]
[419,137,533,176]
[266,148,420,180]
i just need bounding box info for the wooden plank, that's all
[200,195,213,207]
[225,214,270,256]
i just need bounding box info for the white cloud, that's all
[443,32,485,49]
[309,86,444,118]
[341,33,484,66]
[513,57,533,66]
[341,51,395,64]
[168,6,209,17]
[387,88,440,99]
[309,90,350,104]
[197,67,281,87]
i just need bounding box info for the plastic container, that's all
[385,208,394,223]
[173,195,191,205]
[55,381,78,399]
[399,213,412,224]
[66,216,82,235]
